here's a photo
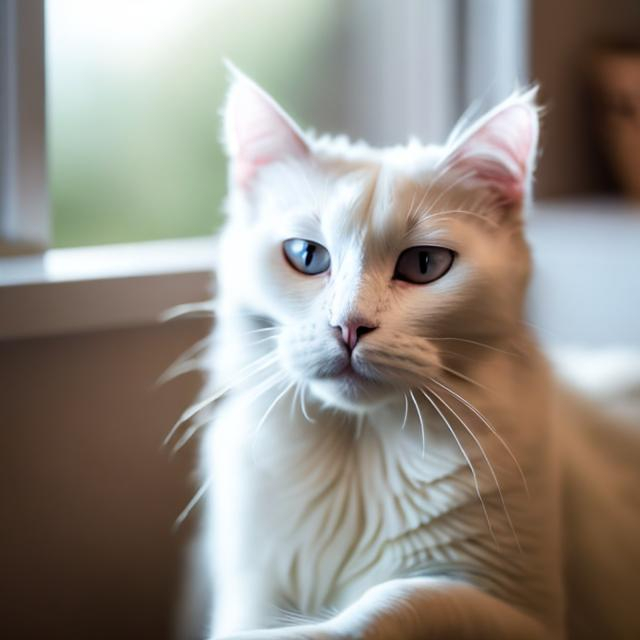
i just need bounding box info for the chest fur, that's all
[211,400,498,614]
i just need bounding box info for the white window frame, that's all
[345,0,462,145]
[0,0,530,341]
[1,0,49,252]
[462,0,530,111]
[345,0,529,145]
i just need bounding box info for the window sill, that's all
[528,198,640,347]
[2,199,639,343]
[0,237,216,340]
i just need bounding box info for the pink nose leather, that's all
[336,321,377,351]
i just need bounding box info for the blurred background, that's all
[1,1,639,638]
[45,0,640,246]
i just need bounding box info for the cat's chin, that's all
[309,372,396,413]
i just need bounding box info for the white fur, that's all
[186,71,640,639]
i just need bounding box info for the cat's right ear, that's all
[222,62,310,188]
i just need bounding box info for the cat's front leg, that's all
[216,577,550,640]
[323,577,549,640]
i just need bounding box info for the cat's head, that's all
[219,67,539,413]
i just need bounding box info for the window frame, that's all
[1,0,49,253]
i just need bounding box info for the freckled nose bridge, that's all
[329,258,379,349]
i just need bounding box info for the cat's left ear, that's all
[222,62,310,188]
[443,90,540,212]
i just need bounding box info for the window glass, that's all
[46,0,339,247]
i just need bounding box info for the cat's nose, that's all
[334,320,377,351]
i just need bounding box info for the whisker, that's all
[425,384,521,552]
[439,364,492,393]
[300,385,315,423]
[420,388,498,547]
[434,348,511,368]
[171,371,289,455]
[164,395,221,449]
[426,209,500,228]
[172,369,289,455]
[162,335,213,374]
[406,190,418,221]
[408,390,426,458]
[429,337,517,357]
[171,415,212,455]
[400,393,409,431]
[248,334,280,347]
[215,308,279,322]
[173,478,212,531]
[520,319,560,340]
[429,378,529,496]
[422,170,477,215]
[173,368,289,469]
[239,326,281,337]
[244,369,289,406]
[163,351,279,446]
[290,384,301,421]
[157,359,205,385]
[407,183,432,223]
[251,380,296,445]
[407,161,462,223]
[434,349,483,363]
[160,301,217,322]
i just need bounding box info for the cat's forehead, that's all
[317,152,451,251]
[261,143,459,258]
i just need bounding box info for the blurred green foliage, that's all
[47,0,337,247]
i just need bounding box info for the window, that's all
[2,0,529,253]
[47,0,342,247]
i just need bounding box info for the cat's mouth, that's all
[281,327,407,411]
[308,357,395,411]
[329,349,376,383]
[336,361,361,379]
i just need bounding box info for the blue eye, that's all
[283,239,331,275]
[393,246,454,284]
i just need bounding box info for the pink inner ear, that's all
[225,80,309,187]
[450,104,536,206]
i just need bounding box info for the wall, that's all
[0,318,210,640]
[532,0,640,197]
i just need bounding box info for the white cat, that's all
[188,68,640,639]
